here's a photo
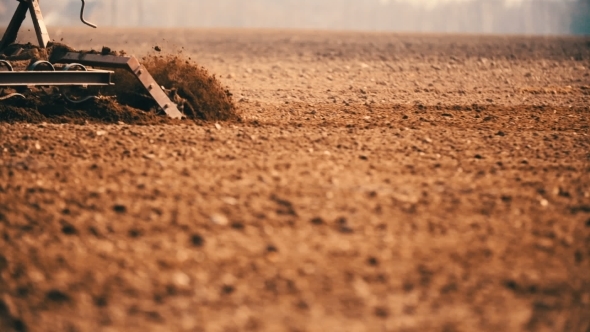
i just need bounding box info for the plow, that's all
[0,0,184,119]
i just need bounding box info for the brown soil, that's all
[0,43,237,123]
[0,28,589,332]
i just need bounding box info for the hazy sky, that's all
[2,0,585,35]
[381,0,575,7]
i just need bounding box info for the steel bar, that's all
[0,70,113,86]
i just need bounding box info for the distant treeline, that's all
[570,0,590,34]
[1,0,589,35]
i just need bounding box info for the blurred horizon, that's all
[0,0,588,35]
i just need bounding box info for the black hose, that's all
[80,0,97,28]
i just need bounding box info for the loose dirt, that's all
[0,28,589,332]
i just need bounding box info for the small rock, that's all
[266,244,278,253]
[221,285,235,295]
[336,217,354,233]
[45,290,70,303]
[222,196,238,205]
[210,213,229,226]
[310,217,324,225]
[29,269,45,282]
[374,306,390,318]
[231,222,244,230]
[96,130,107,136]
[536,238,553,250]
[113,204,127,214]
[172,272,190,287]
[61,224,77,235]
[367,256,379,266]
[214,123,222,130]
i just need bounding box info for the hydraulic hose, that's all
[80,0,97,28]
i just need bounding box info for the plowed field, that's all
[1,28,589,332]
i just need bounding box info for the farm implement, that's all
[0,0,184,119]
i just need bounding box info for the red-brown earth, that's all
[0,28,589,332]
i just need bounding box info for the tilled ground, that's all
[0,29,589,332]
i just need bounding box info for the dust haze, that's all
[1,0,589,35]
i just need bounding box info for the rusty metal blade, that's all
[126,56,184,119]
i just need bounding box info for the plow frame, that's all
[0,0,184,119]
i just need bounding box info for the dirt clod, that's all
[310,217,324,225]
[61,224,78,235]
[190,234,205,247]
[45,290,70,303]
[112,204,127,213]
